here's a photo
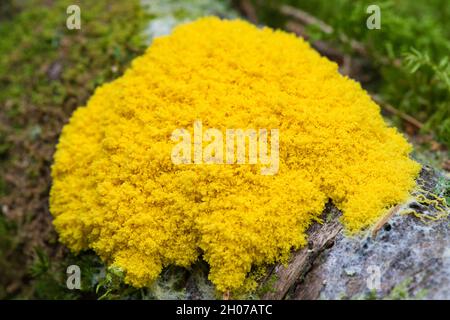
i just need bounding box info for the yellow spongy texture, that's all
[50,17,420,292]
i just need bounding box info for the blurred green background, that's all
[0,0,448,299]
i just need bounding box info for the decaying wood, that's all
[262,203,343,299]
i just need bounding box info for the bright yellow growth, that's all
[50,17,420,292]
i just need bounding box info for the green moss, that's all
[0,215,22,298]
[385,278,428,300]
[0,0,148,299]
[435,176,450,206]
[256,273,279,297]
[351,277,429,300]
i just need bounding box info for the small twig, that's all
[280,5,333,34]
[238,0,258,24]
[277,6,424,131]
[280,5,368,56]
[280,5,398,65]
[372,95,424,129]
[371,204,402,238]
[285,21,307,37]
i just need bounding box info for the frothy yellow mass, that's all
[50,17,420,292]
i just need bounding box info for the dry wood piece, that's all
[371,204,402,238]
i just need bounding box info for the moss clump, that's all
[50,17,420,292]
[0,0,148,299]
